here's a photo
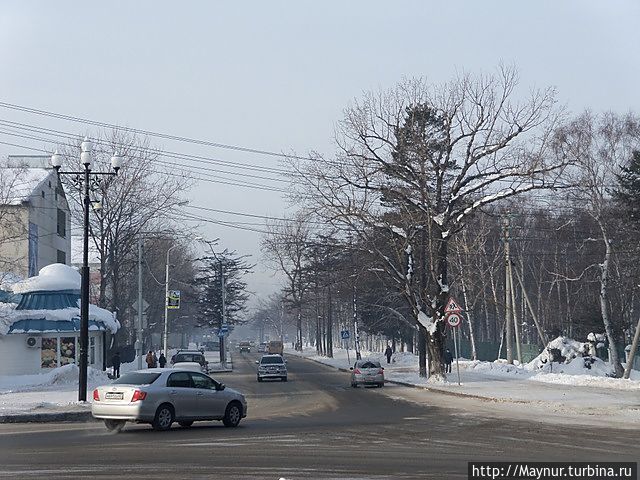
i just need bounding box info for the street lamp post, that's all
[51,138,123,402]
[163,244,180,357]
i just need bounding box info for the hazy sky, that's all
[1,1,638,301]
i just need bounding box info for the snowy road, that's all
[0,353,638,479]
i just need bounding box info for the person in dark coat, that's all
[158,353,167,368]
[111,351,121,378]
[145,350,155,368]
[384,345,393,364]
[444,348,453,373]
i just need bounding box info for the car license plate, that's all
[105,392,124,400]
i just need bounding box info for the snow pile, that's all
[0,364,110,394]
[12,264,81,294]
[527,336,590,370]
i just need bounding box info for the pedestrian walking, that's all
[145,350,154,368]
[158,352,167,368]
[152,351,158,368]
[384,345,393,364]
[444,348,453,373]
[111,351,121,378]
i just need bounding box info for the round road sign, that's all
[447,313,461,327]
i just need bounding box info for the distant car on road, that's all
[256,354,287,382]
[239,341,251,353]
[171,351,209,373]
[350,360,384,388]
[91,369,247,432]
[257,342,267,353]
[267,340,284,355]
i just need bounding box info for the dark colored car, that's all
[239,342,251,353]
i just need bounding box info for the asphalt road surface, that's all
[0,352,638,479]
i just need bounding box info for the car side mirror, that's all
[217,383,226,391]
[381,367,385,371]
[255,360,259,364]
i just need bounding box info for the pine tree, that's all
[615,150,640,223]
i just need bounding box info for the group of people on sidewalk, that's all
[145,350,167,369]
[109,349,167,379]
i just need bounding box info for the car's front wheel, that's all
[152,404,174,431]
[223,402,242,427]
[104,419,126,433]
[257,376,263,382]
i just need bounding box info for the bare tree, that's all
[555,111,640,377]
[0,164,29,281]
[294,66,567,378]
[59,130,192,337]
[261,213,312,350]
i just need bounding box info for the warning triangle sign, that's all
[445,297,462,313]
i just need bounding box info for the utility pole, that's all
[353,284,362,360]
[504,215,514,364]
[220,260,226,366]
[508,258,523,364]
[137,237,143,369]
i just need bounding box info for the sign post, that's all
[341,330,351,365]
[447,313,462,385]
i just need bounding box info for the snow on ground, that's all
[0,348,234,415]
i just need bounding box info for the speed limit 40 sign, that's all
[446,313,462,327]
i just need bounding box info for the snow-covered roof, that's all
[0,167,55,206]
[12,264,81,294]
[0,263,120,335]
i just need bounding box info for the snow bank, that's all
[0,363,110,394]
[12,264,81,294]
[527,336,590,370]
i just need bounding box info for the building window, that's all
[41,190,45,198]
[57,250,66,264]
[57,209,66,238]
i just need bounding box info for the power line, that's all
[0,100,319,162]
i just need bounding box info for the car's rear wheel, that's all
[257,376,263,382]
[178,421,193,427]
[378,382,384,388]
[104,419,126,433]
[223,402,242,427]
[282,376,287,382]
[152,404,174,431]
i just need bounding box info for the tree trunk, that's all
[598,230,623,377]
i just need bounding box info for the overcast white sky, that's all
[1,1,638,302]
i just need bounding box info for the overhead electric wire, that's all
[0,118,293,177]
[0,134,289,194]
[0,100,319,162]
[0,123,290,187]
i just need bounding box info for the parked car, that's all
[257,342,267,353]
[91,369,247,432]
[239,341,251,353]
[350,360,384,388]
[171,362,204,373]
[171,351,209,373]
[256,354,287,382]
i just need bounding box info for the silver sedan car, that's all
[91,369,247,432]
[350,360,385,388]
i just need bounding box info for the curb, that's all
[0,410,95,424]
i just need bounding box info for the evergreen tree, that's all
[196,250,253,328]
[615,150,640,224]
